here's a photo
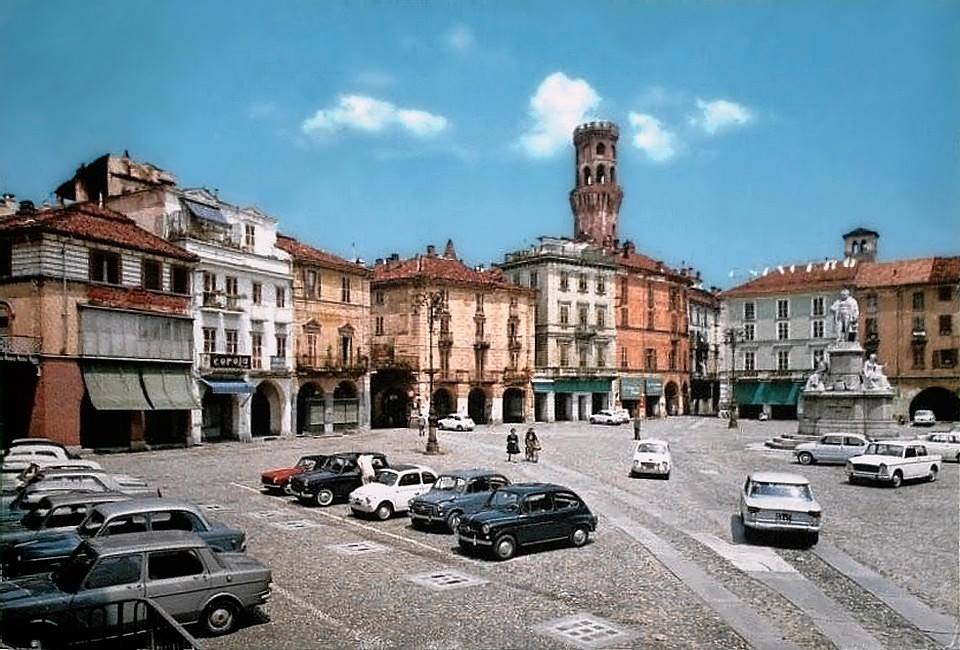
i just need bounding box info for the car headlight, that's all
[878,464,888,476]
[846,461,852,470]
[481,524,490,535]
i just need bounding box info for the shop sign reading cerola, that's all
[208,354,251,370]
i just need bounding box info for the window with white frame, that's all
[276,286,286,308]
[777,321,789,340]
[812,296,825,317]
[244,224,255,249]
[777,299,789,319]
[275,334,287,358]
[559,303,570,326]
[777,349,790,371]
[305,270,318,299]
[225,329,238,355]
[251,333,262,369]
[743,350,755,372]
[559,342,570,367]
[559,271,569,291]
[743,302,756,321]
[812,348,825,369]
[743,323,755,341]
[812,320,824,338]
[202,327,217,354]
[252,282,262,305]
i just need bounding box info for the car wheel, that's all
[797,452,814,465]
[445,510,463,533]
[569,526,589,548]
[315,489,335,507]
[375,501,393,521]
[23,624,55,649]
[848,475,860,485]
[928,466,939,482]
[283,482,295,496]
[457,425,464,431]
[890,471,903,488]
[202,597,239,636]
[493,534,517,560]
[955,452,960,463]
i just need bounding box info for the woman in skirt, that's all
[506,428,520,462]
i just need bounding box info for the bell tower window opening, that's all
[595,142,606,156]
[597,165,606,184]
[583,167,592,186]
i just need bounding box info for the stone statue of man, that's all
[830,289,860,342]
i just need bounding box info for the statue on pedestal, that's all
[862,353,891,391]
[804,365,826,392]
[830,288,860,343]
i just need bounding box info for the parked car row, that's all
[260,452,598,561]
[792,435,942,488]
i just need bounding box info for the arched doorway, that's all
[681,382,690,415]
[664,382,679,416]
[252,382,281,437]
[503,388,524,423]
[371,369,413,429]
[468,388,488,424]
[296,383,325,435]
[333,381,359,431]
[432,388,454,418]
[910,387,960,422]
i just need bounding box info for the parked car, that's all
[260,454,328,495]
[438,414,475,431]
[794,434,869,465]
[409,469,511,532]
[630,439,672,478]
[289,452,388,506]
[457,483,597,560]
[912,409,937,426]
[3,444,73,463]
[0,531,271,645]
[846,441,941,487]
[590,408,631,425]
[349,464,437,520]
[1,459,106,497]
[2,469,156,514]
[918,432,960,462]
[739,472,821,545]
[0,492,131,552]
[5,498,246,577]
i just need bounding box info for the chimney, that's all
[426,244,436,257]
[375,258,384,266]
[389,253,400,262]
[443,238,457,259]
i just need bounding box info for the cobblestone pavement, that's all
[94,417,960,649]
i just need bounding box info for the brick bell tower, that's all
[570,121,624,248]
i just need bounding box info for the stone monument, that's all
[797,288,896,438]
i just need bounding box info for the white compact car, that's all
[349,464,437,520]
[631,439,671,479]
[739,471,821,545]
[912,409,936,426]
[590,409,631,425]
[438,414,475,431]
[847,440,941,487]
[918,432,960,462]
[794,434,869,465]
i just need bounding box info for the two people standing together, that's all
[506,427,541,463]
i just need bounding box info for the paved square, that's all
[325,541,390,555]
[405,570,488,591]
[535,613,634,649]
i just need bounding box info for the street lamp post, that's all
[413,289,446,454]
[723,327,745,429]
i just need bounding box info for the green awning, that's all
[532,379,554,394]
[734,381,767,405]
[766,382,802,406]
[620,377,644,400]
[644,376,663,397]
[553,379,612,393]
[82,365,152,411]
[141,367,200,410]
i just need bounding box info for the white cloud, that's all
[301,95,447,138]
[445,24,475,51]
[517,72,600,158]
[628,112,677,162]
[690,98,753,135]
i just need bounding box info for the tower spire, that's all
[569,121,623,248]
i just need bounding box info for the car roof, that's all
[93,498,200,517]
[86,530,206,555]
[438,468,503,480]
[382,464,433,473]
[748,472,810,485]
[10,438,65,448]
[501,482,574,495]
[636,438,669,446]
[872,439,911,445]
[38,492,130,509]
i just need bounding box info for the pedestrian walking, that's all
[633,416,642,441]
[357,453,375,485]
[418,414,426,438]
[525,427,541,463]
[506,428,520,462]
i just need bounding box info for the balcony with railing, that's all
[297,353,368,375]
[574,324,598,339]
[0,335,41,362]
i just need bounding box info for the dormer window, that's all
[244,224,256,249]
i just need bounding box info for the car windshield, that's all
[750,482,812,500]
[865,443,903,457]
[20,508,48,530]
[637,443,666,454]
[326,458,347,473]
[375,470,399,486]
[79,511,105,538]
[433,476,466,491]
[487,490,520,510]
[296,457,317,470]
[54,545,97,593]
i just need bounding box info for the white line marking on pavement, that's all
[690,533,798,574]
[698,469,719,475]
[273,584,389,647]
[229,482,484,565]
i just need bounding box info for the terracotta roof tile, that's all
[373,254,521,290]
[616,245,691,283]
[720,259,859,298]
[276,234,370,276]
[0,202,197,262]
[930,256,960,284]
[855,258,935,288]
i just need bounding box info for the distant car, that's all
[739,472,821,545]
[289,452,389,507]
[3,444,73,463]
[261,454,328,495]
[5,498,246,577]
[918,432,960,462]
[631,439,672,479]
[438,414,475,431]
[590,408,631,425]
[847,441,941,487]
[409,469,511,532]
[794,434,869,465]
[0,531,271,644]
[912,409,936,426]
[1,470,157,524]
[457,483,597,560]
[0,492,131,552]
[349,464,437,520]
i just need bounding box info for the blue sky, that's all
[1,1,957,287]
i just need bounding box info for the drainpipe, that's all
[61,242,68,355]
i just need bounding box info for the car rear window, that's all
[749,482,812,500]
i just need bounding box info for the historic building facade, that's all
[58,155,296,443]
[370,242,536,428]
[500,237,618,422]
[0,203,198,449]
[277,234,372,433]
[688,284,722,415]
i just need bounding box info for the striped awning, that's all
[82,365,152,411]
[141,367,200,410]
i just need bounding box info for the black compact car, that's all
[408,469,511,532]
[457,483,597,560]
[289,452,388,506]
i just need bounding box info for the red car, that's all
[261,454,328,495]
